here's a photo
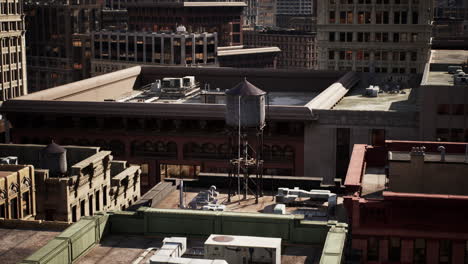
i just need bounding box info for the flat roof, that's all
[217,47,281,56]
[430,49,468,64]
[183,2,246,7]
[425,70,455,86]
[332,86,418,112]
[75,234,324,264]
[0,228,61,264]
[389,151,468,163]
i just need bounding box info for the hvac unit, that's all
[204,235,281,264]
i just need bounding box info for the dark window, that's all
[329,32,335,41]
[439,240,451,264]
[95,191,100,212]
[22,191,30,217]
[80,200,85,216]
[0,203,5,218]
[414,239,426,264]
[437,104,450,115]
[103,186,108,206]
[412,12,419,24]
[10,197,18,219]
[367,237,379,261]
[329,51,335,60]
[72,205,77,222]
[452,104,464,115]
[389,237,401,261]
[436,128,450,142]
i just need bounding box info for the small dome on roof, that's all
[225,78,266,96]
[43,141,66,154]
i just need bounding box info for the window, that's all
[411,51,417,61]
[329,11,336,23]
[347,11,353,24]
[367,237,379,261]
[439,240,451,264]
[451,129,464,142]
[329,51,335,60]
[22,192,30,217]
[412,12,419,24]
[340,12,346,24]
[329,32,335,41]
[437,104,450,115]
[452,104,464,115]
[103,186,108,207]
[414,239,426,264]
[345,50,353,60]
[436,128,450,142]
[389,237,401,261]
[0,203,5,218]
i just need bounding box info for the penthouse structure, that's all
[125,0,245,47]
[316,0,433,79]
[344,140,468,263]
[91,30,217,75]
[0,0,27,100]
[0,164,35,220]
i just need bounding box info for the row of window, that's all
[0,21,23,32]
[437,104,468,116]
[330,0,419,5]
[329,31,419,43]
[328,50,418,62]
[367,238,454,264]
[330,65,417,74]
[436,128,468,142]
[0,2,21,15]
[329,10,419,24]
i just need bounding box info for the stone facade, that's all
[316,0,433,79]
[0,144,141,222]
[0,0,27,100]
[0,164,35,220]
[91,31,217,76]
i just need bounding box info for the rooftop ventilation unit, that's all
[0,156,18,165]
[204,235,281,264]
[149,237,227,264]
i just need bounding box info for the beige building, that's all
[0,164,35,220]
[0,0,27,100]
[0,143,141,222]
[316,0,433,79]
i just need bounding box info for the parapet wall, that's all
[20,208,347,264]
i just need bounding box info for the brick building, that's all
[244,29,317,69]
[344,140,468,263]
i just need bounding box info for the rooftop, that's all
[332,85,418,112]
[430,49,468,64]
[389,151,468,163]
[0,228,62,264]
[424,49,468,86]
[75,234,324,264]
[5,66,356,121]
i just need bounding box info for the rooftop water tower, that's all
[41,140,67,177]
[225,78,266,203]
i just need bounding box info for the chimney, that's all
[410,146,425,193]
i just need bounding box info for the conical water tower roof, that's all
[43,141,66,154]
[225,78,266,96]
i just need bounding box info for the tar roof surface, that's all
[332,86,418,112]
[75,234,324,264]
[0,228,62,264]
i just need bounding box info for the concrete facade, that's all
[91,30,217,76]
[0,0,27,100]
[0,143,141,222]
[316,0,433,78]
[244,30,317,69]
[0,164,35,220]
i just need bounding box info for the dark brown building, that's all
[125,0,245,46]
[24,0,103,92]
[244,29,317,69]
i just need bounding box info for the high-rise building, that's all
[276,0,314,16]
[0,0,27,100]
[316,0,433,79]
[24,0,103,92]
